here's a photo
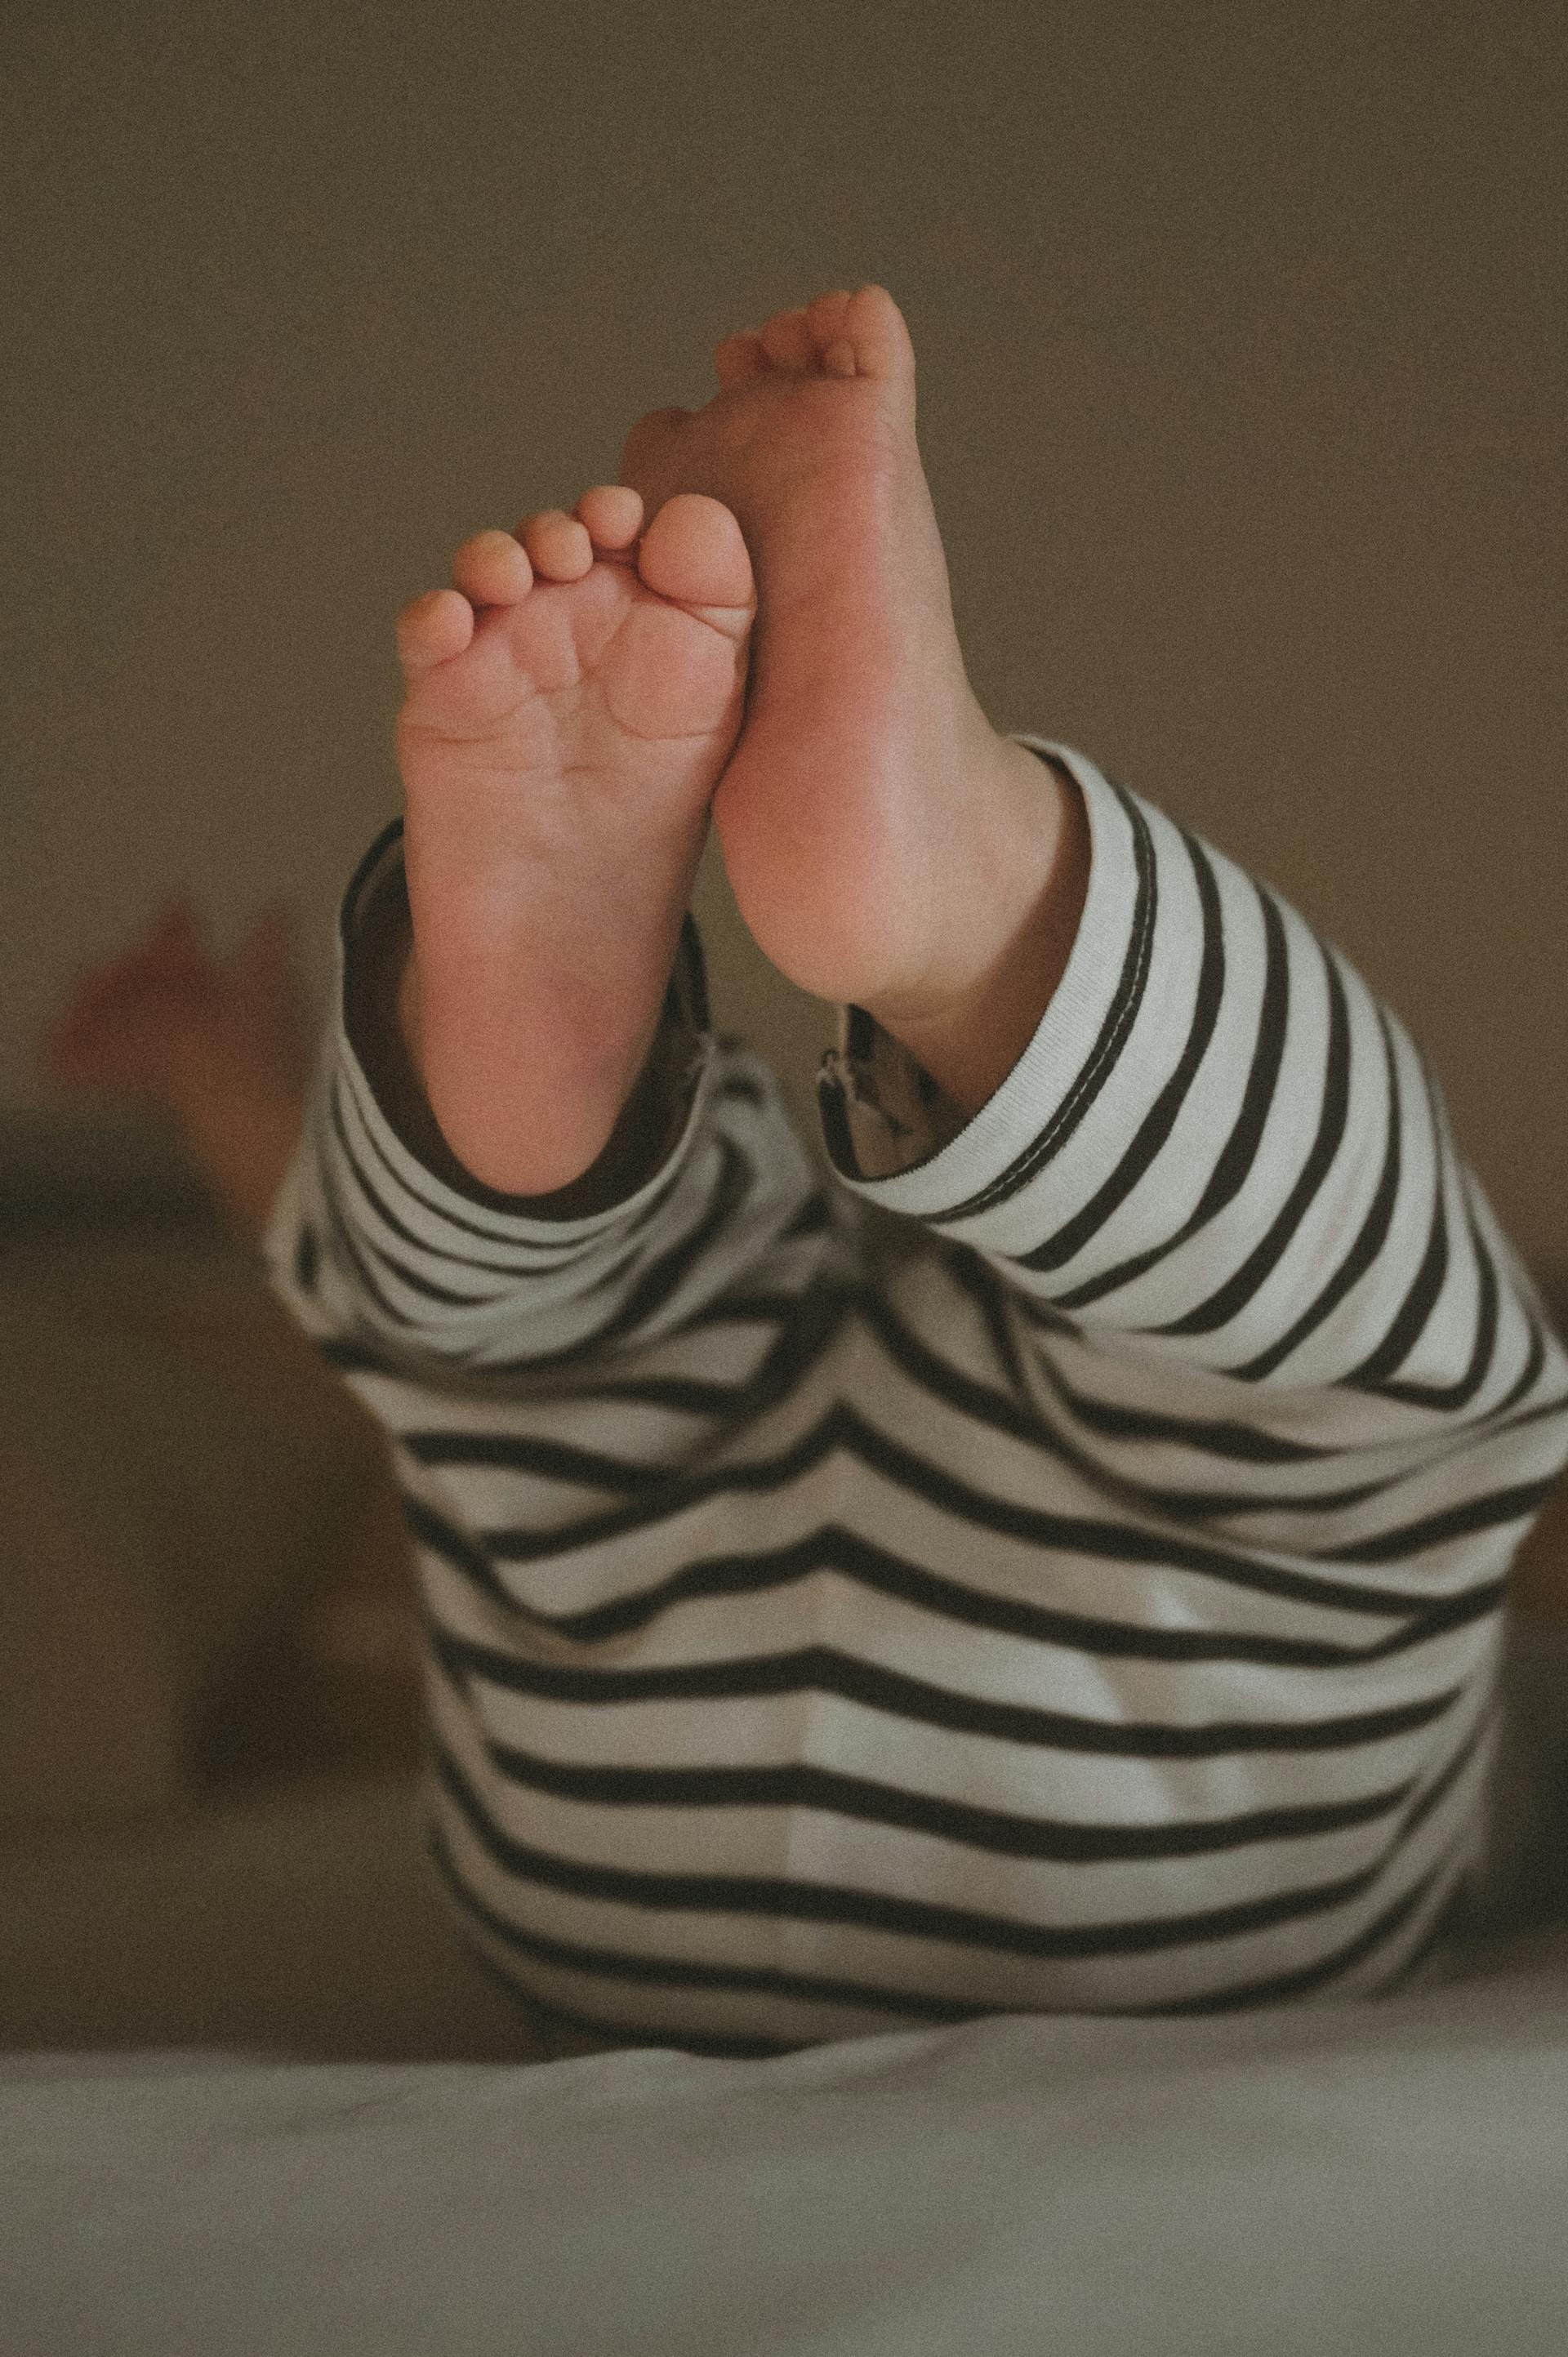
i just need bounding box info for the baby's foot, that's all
[620,287,1071,1053]
[394,486,755,1195]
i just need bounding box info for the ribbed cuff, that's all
[816,741,1143,1214]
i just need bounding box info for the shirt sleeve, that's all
[816,737,1568,1573]
[261,822,844,1388]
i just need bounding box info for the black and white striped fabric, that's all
[264,740,1568,2057]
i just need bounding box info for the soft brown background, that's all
[2,0,1563,1268]
[2,0,1566,2065]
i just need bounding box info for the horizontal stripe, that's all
[260,757,1566,2046]
[425,1615,1472,1755]
[427,1735,1461,1962]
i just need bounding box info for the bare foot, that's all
[620,287,1077,1080]
[394,484,755,1195]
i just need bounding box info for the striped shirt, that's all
[264,740,1568,2058]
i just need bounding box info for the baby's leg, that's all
[620,287,1088,1116]
[394,487,755,1196]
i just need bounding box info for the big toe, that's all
[637,492,755,630]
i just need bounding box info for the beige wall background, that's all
[2,0,1562,1268]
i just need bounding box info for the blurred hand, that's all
[41,897,312,1114]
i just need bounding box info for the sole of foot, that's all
[394,482,755,1196]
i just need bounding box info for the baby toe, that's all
[803,288,856,343]
[575,484,644,550]
[396,587,474,675]
[757,306,817,372]
[516,510,593,581]
[452,528,533,605]
[835,284,915,383]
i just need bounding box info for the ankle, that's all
[866,737,1090,1117]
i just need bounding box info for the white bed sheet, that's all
[6,1933,1566,2357]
